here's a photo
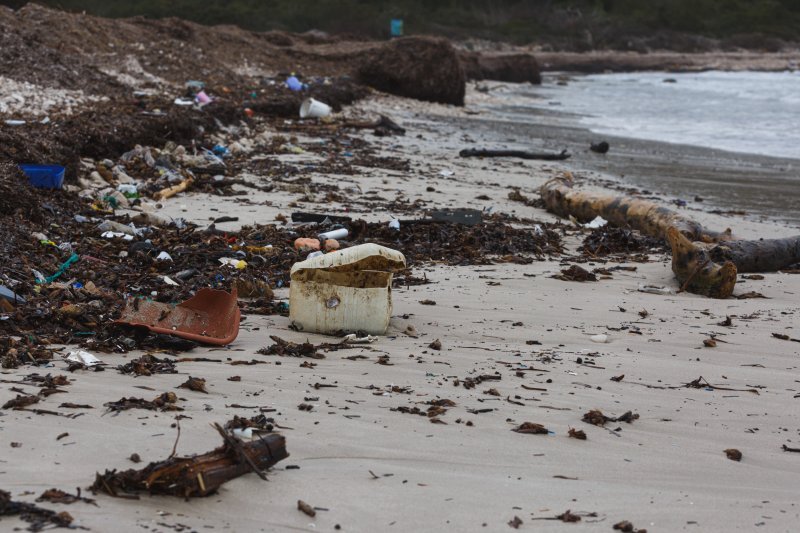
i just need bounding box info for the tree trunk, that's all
[92,426,288,498]
[540,175,800,298]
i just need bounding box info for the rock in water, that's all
[357,37,465,106]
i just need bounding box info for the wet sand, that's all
[454,87,800,228]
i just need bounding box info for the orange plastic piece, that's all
[115,288,240,345]
[323,239,340,252]
[294,238,320,252]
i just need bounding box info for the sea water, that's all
[519,70,800,160]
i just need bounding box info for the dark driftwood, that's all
[92,424,288,498]
[460,148,570,161]
[540,175,800,298]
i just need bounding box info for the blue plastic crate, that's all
[19,164,65,189]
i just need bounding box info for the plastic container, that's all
[300,98,332,119]
[289,243,406,335]
[318,228,348,241]
[286,76,303,91]
[19,164,65,189]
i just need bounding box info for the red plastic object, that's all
[115,288,240,345]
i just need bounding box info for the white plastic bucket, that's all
[300,98,332,119]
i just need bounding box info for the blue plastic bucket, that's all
[19,164,65,189]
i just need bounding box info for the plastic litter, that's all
[584,216,608,229]
[388,219,400,231]
[0,285,25,305]
[219,258,247,269]
[233,428,254,439]
[294,238,321,253]
[64,350,102,367]
[342,334,379,344]
[19,164,65,190]
[194,90,212,105]
[156,251,173,261]
[430,208,482,226]
[289,243,406,335]
[638,284,675,295]
[115,288,240,346]
[318,228,348,241]
[39,253,79,284]
[590,334,610,343]
[285,76,304,91]
[299,98,332,119]
[97,220,138,236]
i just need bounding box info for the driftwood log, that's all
[540,175,800,298]
[92,424,288,498]
[461,148,570,161]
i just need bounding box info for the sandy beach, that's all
[2,80,799,533]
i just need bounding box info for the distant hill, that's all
[1,0,799,51]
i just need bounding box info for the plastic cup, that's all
[300,98,332,119]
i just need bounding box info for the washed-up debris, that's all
[637,284,674,295]
[289,243,406,336]
[724,448,743,462]
[104,392,183,413]
[542,174,800,298]
[512,422,549,434]
[552,265,596,282]
[297,500,316,517]
[224,414,274,434]
[772,333,800,342]
[117,354,178,376]
[568,428,587,440]
[428,339,442,350]
[341,334,378,344]
[684,376,759,394]
[581,226,666,259]
[91,424,288,498]
[348,218,562,265]
[258,336,326,358]
[37,488,96,506]
[508,515,523,528]
[64,350,102,367]
[115,288,240,346]
[179,376,208,393]
[582,409,639,426]
[2,394,40,410]
[455,373,501,389]
[613,520,648,532]
[0,489,74,532]
[531,509,587,522]
[460,148,570,160]
[583,216,608,229]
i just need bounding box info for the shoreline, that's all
[531,49,800,73]
[452,82,800,229]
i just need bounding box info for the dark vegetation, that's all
[2,0,799,51]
